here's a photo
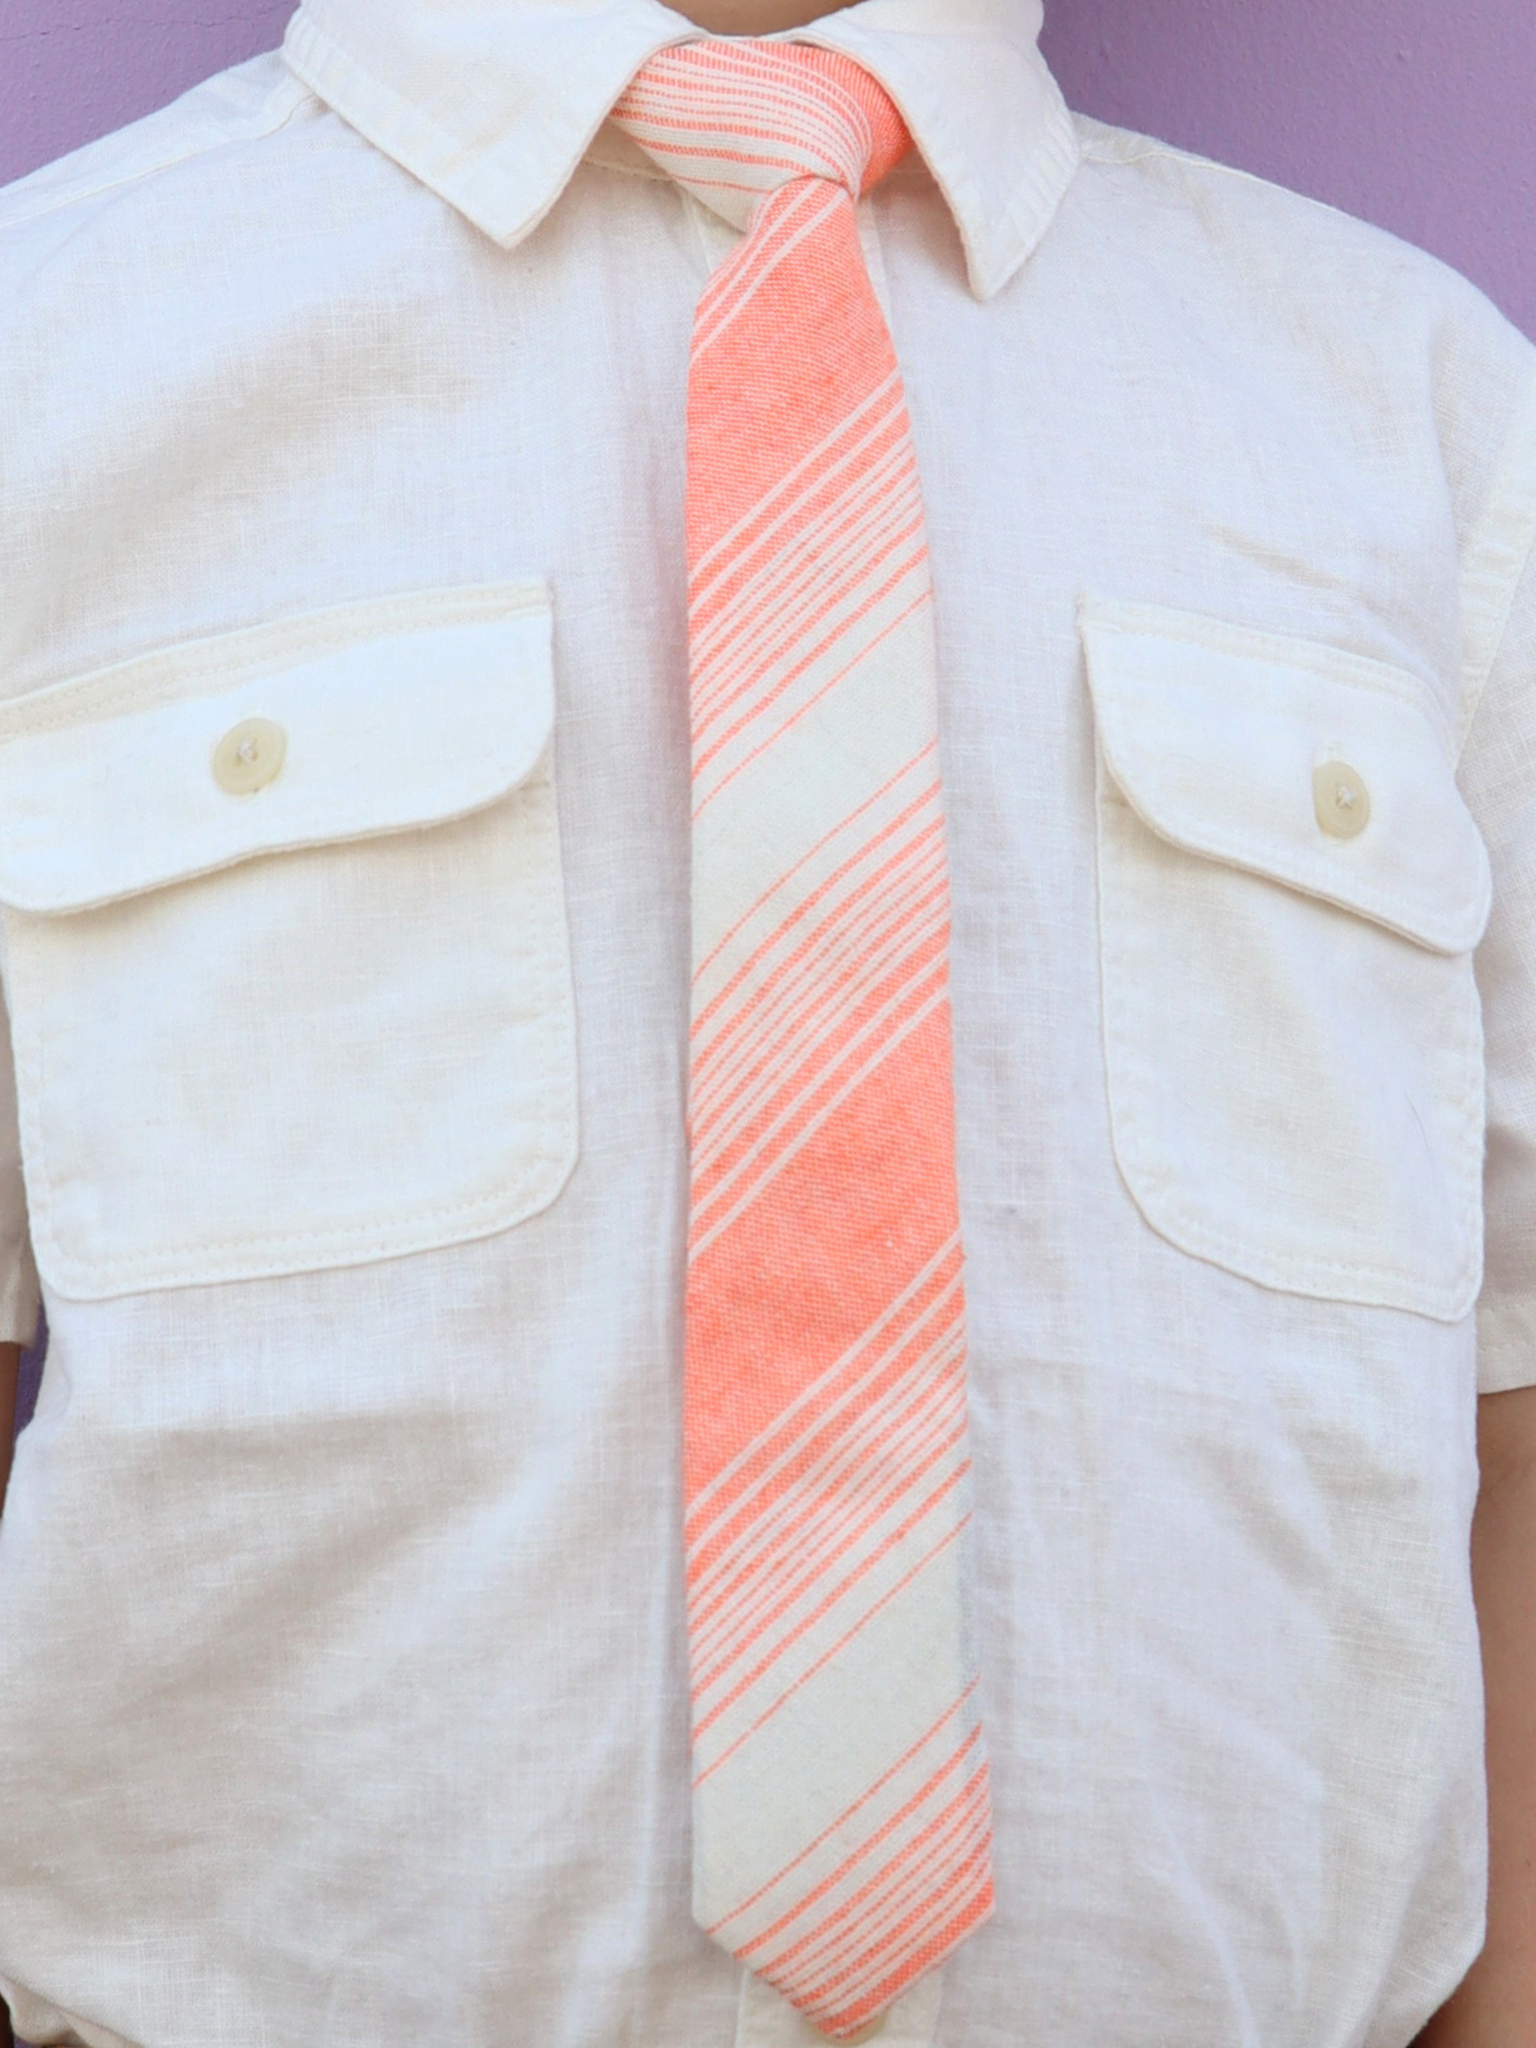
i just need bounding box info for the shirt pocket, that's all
[1081,598,1491,1322]
[0,582,577,1299]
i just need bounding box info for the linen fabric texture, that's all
[613,43,991,2035]
[0,1,1533,2044]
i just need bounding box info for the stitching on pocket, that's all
[1082,598,1453,743]
[10,775,577,1289]
[1098,771,1485,957]
[0,581,551,742]
[1094,752,1485,1322]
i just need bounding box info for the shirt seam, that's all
[0,581,551,740]
[585,151,668,187]
[1082,597,1453,731]
[1077,126,1442,248]
[1477,1295,1536,1392]
[1456,367,1536,759]
[0,72,313,237]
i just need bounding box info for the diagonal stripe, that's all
[687,956,949,1255]
[691,752,940,1036]
[703,1681,981,1937]
[685,1232,962,1546]
[693,578,934,820]
[689,372,904,602]
[693,1513,973,1780]
[756,1762,992,1977]
[688,1364,969,1690]
[689,837,949,1158]
[686,1338,966,1660]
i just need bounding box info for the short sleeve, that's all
[0,979,39,1349]
[1458,372,1536,1394]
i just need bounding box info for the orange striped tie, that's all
[613,42,994,2040]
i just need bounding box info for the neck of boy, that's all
[671,0,853,31]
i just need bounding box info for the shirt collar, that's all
[281,0,1080,301]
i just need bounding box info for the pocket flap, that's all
[0,584,554,914]
[1081,599,1491,955]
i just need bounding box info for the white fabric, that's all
[0,2,1533,2045]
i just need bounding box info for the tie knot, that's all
[612,40,911,231]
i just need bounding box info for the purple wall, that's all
[1042,0,1536,338]
[1,1,1533,333]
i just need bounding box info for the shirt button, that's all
[213,717,287,795]
[1312,760,1370,840]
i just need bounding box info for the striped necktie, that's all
[612,41,994,2041]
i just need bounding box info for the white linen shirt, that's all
[1,3,1535,2045]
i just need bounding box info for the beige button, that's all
[1313,760,1370,840]
[213,716,287,795]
